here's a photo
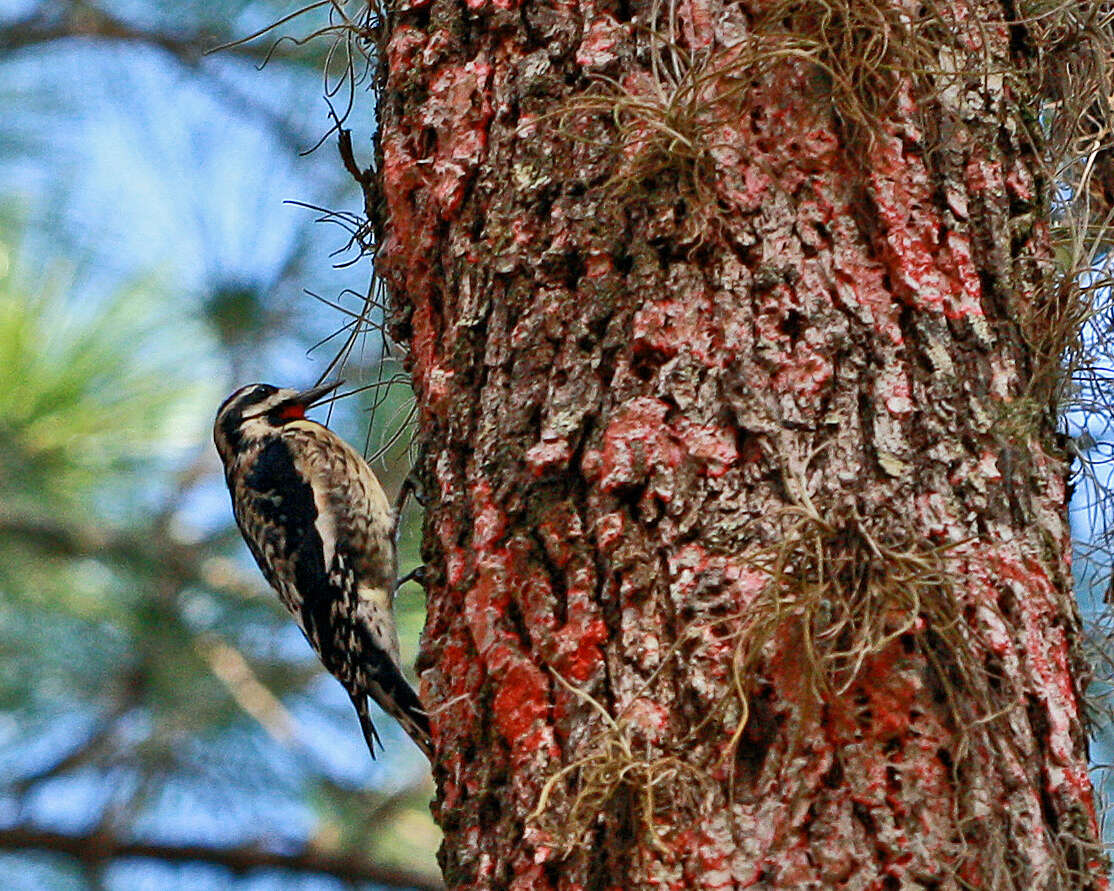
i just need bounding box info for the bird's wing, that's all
[239,437,333,649]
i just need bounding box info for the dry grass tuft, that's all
[543,5,772,230]
[724,501,979,740]
[752,0,975,148]
[526,666,711,855]
[1026,10,1114,815]
[722,496,1106,887]
[544,0,981,224]
[1006,3,1114,430]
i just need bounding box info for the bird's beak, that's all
[295,381,343,407]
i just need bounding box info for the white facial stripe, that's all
[239,392,294,420]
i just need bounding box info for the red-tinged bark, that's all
[375,0,1106,887]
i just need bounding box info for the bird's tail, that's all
[352,659,434,761]
[349,692,384,758]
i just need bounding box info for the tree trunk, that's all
[376,0,1106,887]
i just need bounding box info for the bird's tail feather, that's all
[345,620,434,761]
[365,663,434,760]
[349,692,384,759]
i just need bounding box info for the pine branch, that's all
[0,825,444,890]
[0,4,292,64]
[0,502,240,589]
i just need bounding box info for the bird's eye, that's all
[242,384,277,406]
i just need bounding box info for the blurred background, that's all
[0,1,440,888]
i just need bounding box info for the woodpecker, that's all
[213,382,432,759]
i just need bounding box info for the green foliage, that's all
[0,238,208,724]
[0,248,216,512]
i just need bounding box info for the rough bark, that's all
[376,0,1106,887]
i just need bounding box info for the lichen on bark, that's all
[375,0,1109,887]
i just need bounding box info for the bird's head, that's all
[213,381,341,464]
